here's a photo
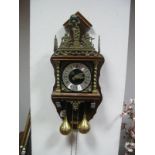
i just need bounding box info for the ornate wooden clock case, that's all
[51,12,104,135]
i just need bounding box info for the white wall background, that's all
[30,0,131,155]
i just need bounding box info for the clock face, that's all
[62,63,91,92]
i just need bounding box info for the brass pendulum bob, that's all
[78,114,90,134]
[60,116,72,135]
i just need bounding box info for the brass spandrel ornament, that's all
[51,11,105,135]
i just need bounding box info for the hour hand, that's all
[72,73,84,80]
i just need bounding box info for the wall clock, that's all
[51,12,104,135]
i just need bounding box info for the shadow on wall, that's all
[66,130,97,150]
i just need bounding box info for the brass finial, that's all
[54,35,58,52]
[98,35,100,53]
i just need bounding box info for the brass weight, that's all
[78,114,90,134]
[60,116,72,135]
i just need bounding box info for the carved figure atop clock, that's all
[51,12,104,135]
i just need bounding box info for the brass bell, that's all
[78,114,90,134]
[60,116,72,135]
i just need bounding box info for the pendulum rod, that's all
[75,107,79,155]
[70,101,79,155]
[70,105,74,155]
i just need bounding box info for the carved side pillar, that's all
[56,61,60,92]
[93,61,98,93]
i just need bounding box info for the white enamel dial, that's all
[62,63,91,92]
